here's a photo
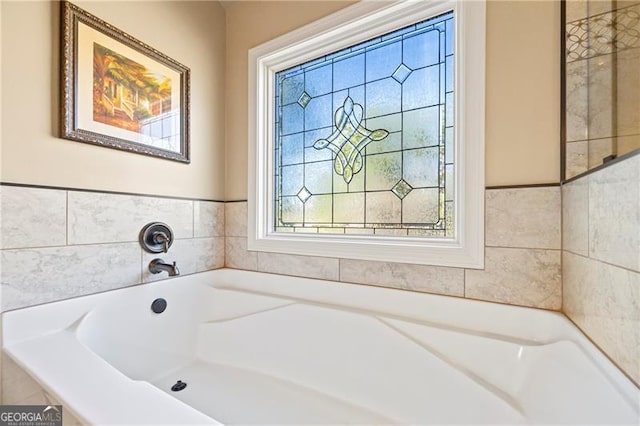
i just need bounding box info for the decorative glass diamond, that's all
[312,96,389,184]
[392,64,412,84]
[297,92,312,108]
[391,179,413,199]
[297,186,312,203]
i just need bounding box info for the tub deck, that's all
[3,269,639,424]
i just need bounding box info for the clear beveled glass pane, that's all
[333,54,365,91]
[365,152,402,191]
[445,164,455,201]
[445,55,454,92]
[403,30,440,69]
[281,165,303,196]
[445,127,454,164]
[281,134,304,166]
[366,78,402,117]
[281,74,304,104]
[403,147,440,188]
[366,113,402,133]
[304,128,333,162]
[403,107,440,149]
[305,64,332,97]
[403,188,439,224]
[445,92,454,127]
[305,160,334,194]
[366,41,402,82]
[304,194,333,224]
[281,196,303,223]
[365,191,401,224]
[281,104,304,135]
[402,65,440,110]
[365,131,401,155]
[333,193,365,223]
[304,94,333,130]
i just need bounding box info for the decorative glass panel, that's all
[275,11,455,237]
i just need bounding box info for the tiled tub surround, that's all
[226,186,562,310]
[565,1,640,179]
[0,185,225,311]
[562,154,640,385]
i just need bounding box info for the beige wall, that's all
[224,0,561,200]
[223,0,355,200]
[1,1,561,201]
[1,1,226,200]
[485,0,560,186]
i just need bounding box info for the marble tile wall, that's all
[0,185,225,311]
[565,47,616,178]
[565,0,640,179]
[562,154,640,385]
[616,42,640,157]
[225,187,562,310]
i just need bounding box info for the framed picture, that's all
[60,1,190,163]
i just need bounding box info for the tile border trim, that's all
[485,183,560,190]
[1,182,562,204]
[0,182,224,203]
[562,148,640,184]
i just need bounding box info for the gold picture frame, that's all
[61,1,190,163]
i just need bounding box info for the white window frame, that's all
[248,0,485,268]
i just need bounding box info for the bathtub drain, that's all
[171,380,187,392]
[151,298,167,314]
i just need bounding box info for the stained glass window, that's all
[274,11,454,237]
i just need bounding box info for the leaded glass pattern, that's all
[275,11,455,237]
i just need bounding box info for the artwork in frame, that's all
[60,1,190,163]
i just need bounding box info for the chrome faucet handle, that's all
[140,222,174,254]
[152,232,170,253]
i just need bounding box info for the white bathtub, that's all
[2,269,639,424]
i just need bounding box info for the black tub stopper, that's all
[171,380,187,392]
[151,298,167,314]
